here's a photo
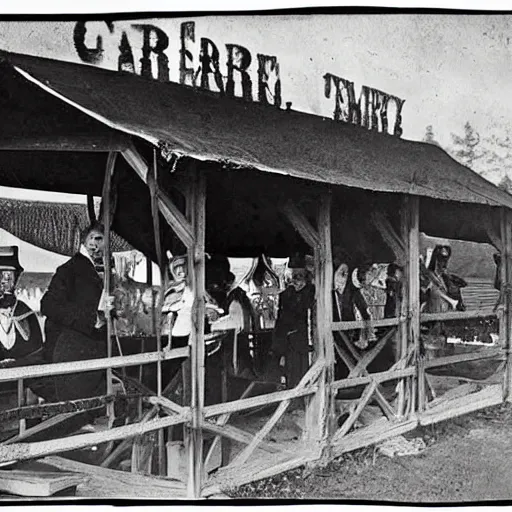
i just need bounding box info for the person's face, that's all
[0,270,16,295]
[84,230,105,261]
[290,270,307,291]
[172,263,187,282]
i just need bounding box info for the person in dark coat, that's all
[271,265,315,390]
[0,247,44,395]
[40,222,111,402]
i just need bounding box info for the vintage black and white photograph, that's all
[1,1,512,504]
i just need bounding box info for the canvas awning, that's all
[1,50,511,209]
[0,50,509,260]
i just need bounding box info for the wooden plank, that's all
[147,395,186,415]
[397,196,410,417]
[332,380,378,442]
[419,384,503,425]
[281,200,321,249]
[102,151,117,429]
[407,197,421,414]
[0,347,189,382]
[226,359,324,468]
[426,383,479,410]
[348,328,397,378]
[331,417,418,458]
[44,456,186,496]
[503,208,512,401]
[371,211,406,265]
[305,189,334,450]
[203,381,256,470]
[0,134,129,152]
[333,337,396,420]
[121,145,194,249]
[420,307,497,323]
[331,367,415,390]
[4,411,91,445]
[187,166,206,499]
[204,452,317,497]
[424,347,502,369]
[204,360,322,418]
[202,422,281,454]
[0,410,191,465]
[332,317,400,331]
[0,470,87,497]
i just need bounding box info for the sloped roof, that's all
[0,50,511,210]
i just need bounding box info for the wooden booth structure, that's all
[0,50,512,499]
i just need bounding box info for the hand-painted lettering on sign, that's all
[73,20,282,108]
[324,73,405,137]
[72,21,403,136]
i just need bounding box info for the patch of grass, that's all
[226,402,512,499]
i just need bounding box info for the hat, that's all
[0,246,23,273]
[288,252,307,270]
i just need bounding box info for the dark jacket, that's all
[41,253,104,362]
[273,283,315,355]
[332,279,371,322]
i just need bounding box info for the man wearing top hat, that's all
[0,246,43,371]
[40,221,113,401]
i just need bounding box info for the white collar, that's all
[79,244,96,266]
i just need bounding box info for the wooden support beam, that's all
[281,200,321,249]
[332,367,415,391]
[420,308,496,323]
[502,207,512,401]
[204,384,318,419]
[0,347,189,383]
[305,189,334,453]
[102,151,117,428]
[222,359,324,468]
[0,134,129,152]
[424,347,502,369]
[332,317,400,331]
[203,382,256,471]
[332,380,378,442]
[121,145,194,248]
[0,410,191,465]
[335,335,397,420]
[371,211,406,265]
[186,166,206,499]
[406,197,422,413]
[202,422,282,454]
[45,456,186,496]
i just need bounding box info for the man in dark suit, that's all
[271,265,315,390]
[40,221,111,401]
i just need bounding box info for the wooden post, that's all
[306,189,334,457]
[148,149,166,475]
[397,198,411,417]
[102,152,117,426]
[501,208,512,401]
[405,196,422,413]
[186,167,206,499]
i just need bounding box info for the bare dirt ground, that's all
[228,402,512,502]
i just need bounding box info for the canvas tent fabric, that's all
[0,198,132,257]
[1,50,512,210]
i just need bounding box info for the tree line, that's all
[423,123,512,194]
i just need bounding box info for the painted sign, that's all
[73,20,404,136]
